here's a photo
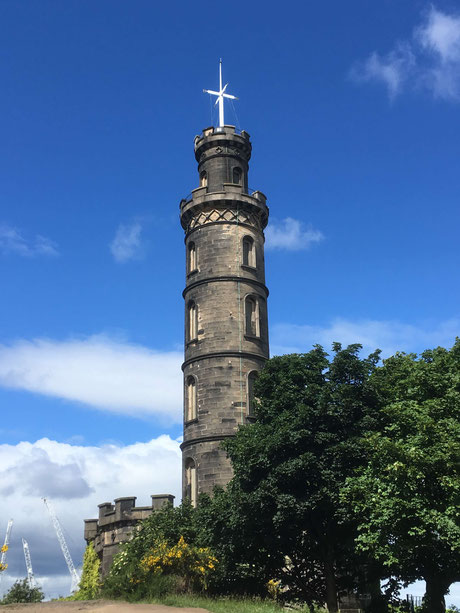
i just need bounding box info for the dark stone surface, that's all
[180,126,270,499]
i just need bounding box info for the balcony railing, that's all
[181,186,262,203]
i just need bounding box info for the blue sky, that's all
[0,0,459,602]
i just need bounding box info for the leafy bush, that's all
[103,499,218,599]
[139,536,217,590]
[103,535,217,600]
[1,578,44,604]
[71,542,101,600]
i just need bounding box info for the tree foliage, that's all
[71,542,101,600]
[202,345,383,611]
[98,340,460,612]
[0,578,44,604]
[343,339,460,613]
[200,340,460,612]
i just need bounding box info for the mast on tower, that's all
[203,60,238,127]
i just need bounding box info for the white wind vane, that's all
[203,60,238,128]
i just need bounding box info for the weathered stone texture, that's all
[84,495,174,576]
[180,125,270,498]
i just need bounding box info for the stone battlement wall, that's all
[84,494,174,576]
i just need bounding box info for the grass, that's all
[147,594,302,612]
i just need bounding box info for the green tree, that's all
[72,542,101,600]
[344,340,460,613]
[206,345,382,611]
[1,578,44,604]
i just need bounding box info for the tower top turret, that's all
[192,125,252,197]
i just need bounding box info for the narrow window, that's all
[188,301,197,341]
[185,458,197,507]
[188,242,197,273]
[200,171,207,187]
[247,371,258,417]
[242,236,255,267]
[245,296,260,337]
[186,376,197,421]
[233,167,242,184]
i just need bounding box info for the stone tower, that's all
[180,125,269,502]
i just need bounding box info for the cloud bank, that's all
[350,7,460,101]
[0,436,181,599]
[0,224,59,257]
[271,317,460,358]
[110,221,144,262]
[0,335,183,421]
[265,217,324,251]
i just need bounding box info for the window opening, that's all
[188,242,197,273]
[242,236,255,267]
[188,301,197,341]
[186,376,197,421]
[233,167,242,184]
[247,371,258,416]
[245,296,260,337]
[200,171,207,187]
[185,458,197,507]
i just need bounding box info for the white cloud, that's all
[417,7,460,62]
[0,224,59,257]
[110,221,144,262]
[265,217,324,251]
[0,335,183,422]
[0,436,181,599]
[416,7,460,99]
[350,44,415,100]
[271,317,460,358]
[350,7,460,101]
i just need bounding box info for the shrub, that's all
[71,542,101,600]
[1,578,44,604]
[103,534,217,601]
[139,536,217,591]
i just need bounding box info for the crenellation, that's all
[84,494,175,576]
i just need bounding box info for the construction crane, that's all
[22,538,36,588]
[43,498,80,592]
[0,519,13,584]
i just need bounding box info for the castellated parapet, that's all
[180,125,270,502]
[84,494,174,576]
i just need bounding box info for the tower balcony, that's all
[180,184,268,233]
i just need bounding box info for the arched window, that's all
[242,236,256,267]
[200,171,207,187]
[245,296,260,337]
[233,167,242,184]
[247,371,258,417]
[185,458,197,507]
[188,301,197,341]
[186,376,197,421]
[188,242,197,273]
